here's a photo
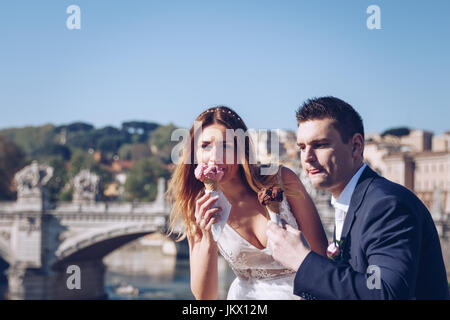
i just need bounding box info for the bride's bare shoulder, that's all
[280,166,301,184]
[279,166,308,198]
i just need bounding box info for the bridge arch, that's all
[51,222,187,269]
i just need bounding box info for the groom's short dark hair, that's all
[296,96,364,143]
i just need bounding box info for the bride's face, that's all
[195,123,240,183]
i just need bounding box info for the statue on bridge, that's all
[14,161,54,203]
[72,170,100,203]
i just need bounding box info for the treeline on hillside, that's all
[381,127,410,137]
[0,121,179,202]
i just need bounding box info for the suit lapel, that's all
[340,166,378,247]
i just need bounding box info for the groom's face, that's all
[297,118,355,196]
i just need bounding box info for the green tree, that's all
[66,131,97,150]
[33,144,71,161]
[58,186,74,202]
[118,143,151,161]
[124,158,169,202]
[148,123,178,164]
[55,122,94,133]
[46,156,70,203]
[118,144,134,160]
[0,124,56,155]
[381,127,410,137]
[69,150,96,177]
[96,136,124,154]
[95,126,129,156]
[0,136,25,200]
[122,121,159,143]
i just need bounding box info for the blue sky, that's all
[0,0,449,134]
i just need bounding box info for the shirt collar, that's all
[331,163,367,213]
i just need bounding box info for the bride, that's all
[167,106,328,300]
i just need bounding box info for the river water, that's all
[0,238,235,300]
[103,240,235,300]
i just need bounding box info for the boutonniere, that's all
[327,239,344,262]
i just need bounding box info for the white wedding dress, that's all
[217,195,303,300]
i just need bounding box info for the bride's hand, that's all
[195,192,222,242]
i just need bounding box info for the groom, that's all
[266,96,449,299]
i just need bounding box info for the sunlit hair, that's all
[167,106,300,241]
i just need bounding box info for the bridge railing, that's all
[48,201,169,215]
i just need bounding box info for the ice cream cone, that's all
[267,201,281,214]
[204,178,219,191]
[258,186,284,226]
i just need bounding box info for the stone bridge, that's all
[0,163,185,299]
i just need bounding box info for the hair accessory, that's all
[199,107,242,122]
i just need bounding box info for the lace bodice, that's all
[217,196,300,281]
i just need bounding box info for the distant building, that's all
[364,138,404,176]
[410,151,449,214]
[98,160,135,200]
[433,132,450,152]
[382,153,415,190]
[103,182,120,198]
[364,129,450,215]
[399,129,433,152]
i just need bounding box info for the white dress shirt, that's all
[330,163,367,241]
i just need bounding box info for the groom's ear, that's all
[351,133,364,159]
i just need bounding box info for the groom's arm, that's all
[294,197,421,300]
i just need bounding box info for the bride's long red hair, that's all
[167,106,296,240]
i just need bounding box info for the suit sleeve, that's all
[293,197,420,299]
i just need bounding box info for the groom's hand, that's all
[266,221,311,272]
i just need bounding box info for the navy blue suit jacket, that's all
[294,166,449,299]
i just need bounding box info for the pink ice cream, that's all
[194,161,224,191]
[194,161,225,182]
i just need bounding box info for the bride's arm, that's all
[187,233,219,300]
[281,167,328,257]
[187,192,220,300]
